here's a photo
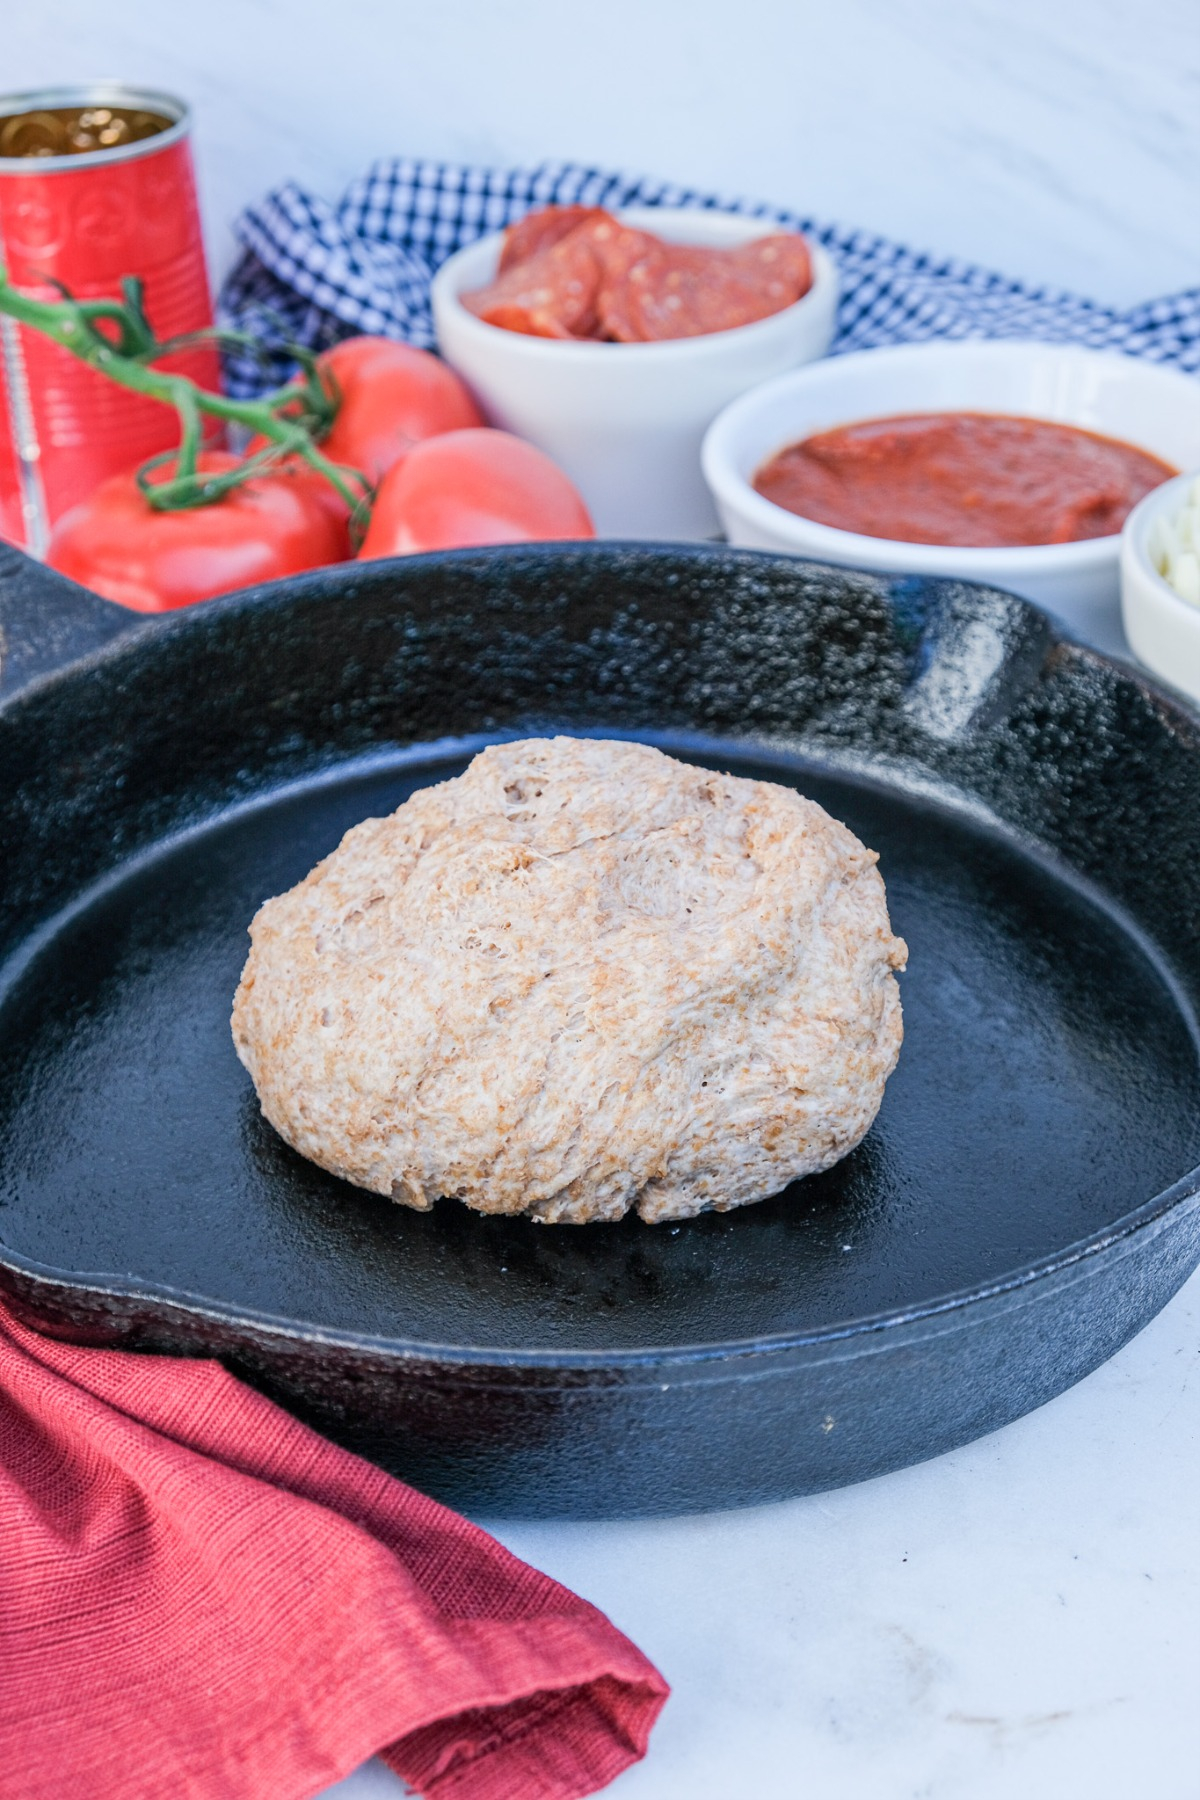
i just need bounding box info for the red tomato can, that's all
[0,85,220,552]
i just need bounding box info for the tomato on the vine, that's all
[357,428,595,558]
[47,452,347,612]
[251,336,485,490]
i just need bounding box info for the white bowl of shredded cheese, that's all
[1121,471,1200,704]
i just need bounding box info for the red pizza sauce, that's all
[752,412,1176,547]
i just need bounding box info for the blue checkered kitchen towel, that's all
[218,158,1200,395]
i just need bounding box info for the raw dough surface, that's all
[232,738,907,1223]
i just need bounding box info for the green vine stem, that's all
[0,270,371,520]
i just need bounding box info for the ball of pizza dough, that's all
[232,737,907,1223]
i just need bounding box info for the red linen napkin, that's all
[0,1296,668,1800]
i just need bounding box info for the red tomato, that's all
[280,462,356,559]
[251,336,485,489]
[357,429,595,558]
[47,452,348,612]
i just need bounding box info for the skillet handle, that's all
[0,542,138,703]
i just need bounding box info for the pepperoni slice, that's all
[599,234,813,342]
[497,205,610,273]
[460,231,604,338]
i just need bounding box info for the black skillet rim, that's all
[1,1173,1199,1373]
[3,547,1200,1371]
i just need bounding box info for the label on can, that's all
[0,86,220,553]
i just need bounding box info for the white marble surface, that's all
[322,1267,1200,1799]
[6,0,1200,304]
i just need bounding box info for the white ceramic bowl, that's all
[1120,471,1200,704]
[431,208,838,540]
[702,342,1200,654]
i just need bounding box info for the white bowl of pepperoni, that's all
[701,341,1200,654]
[431,205,838,540]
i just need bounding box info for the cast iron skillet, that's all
[2,540,1199,1519]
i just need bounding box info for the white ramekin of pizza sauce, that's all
[702,341,1200,654]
